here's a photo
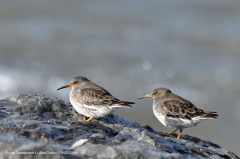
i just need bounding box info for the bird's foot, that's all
[177,129,183,139]
[156,132,170,137]
[84,117,93,122]
[74,117,94,122]
[75,119,84,122]
[156,129,178,137]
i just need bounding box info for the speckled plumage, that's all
[139,87,218,139]
[58,77,134,121]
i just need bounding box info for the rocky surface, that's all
[0,94,238,159]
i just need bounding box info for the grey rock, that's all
[0,94,238,159]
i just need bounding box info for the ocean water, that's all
[0,0,240,156]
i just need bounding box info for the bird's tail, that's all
[123,101,135,107]
[204,111,219,119]
[111,101,134,108]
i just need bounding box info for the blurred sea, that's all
[0,0,240,156]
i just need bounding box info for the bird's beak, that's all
[57,83,71,91]
[138,93,152,100]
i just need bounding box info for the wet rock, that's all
[0,94,239,159]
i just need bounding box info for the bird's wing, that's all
[77,88,133,107]
[162,98,205,120]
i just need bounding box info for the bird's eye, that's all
[153,91,157,95]
[73,81,78,84]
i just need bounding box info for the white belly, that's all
[73,103,113,118]
[153,107,168,127]
[70,94,113,118]
[153,105,201,129]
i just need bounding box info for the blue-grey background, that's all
[0,0,239,156]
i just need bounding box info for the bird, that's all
[57,76,134,122]
[138,87,218,139]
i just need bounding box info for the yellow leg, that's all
[84,117,93,122]
[177,129,183,139]
[157,129,177,137]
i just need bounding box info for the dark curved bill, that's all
[57,83,71,91]
[138,93,152,100]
